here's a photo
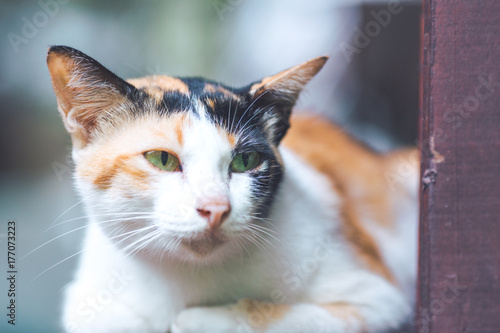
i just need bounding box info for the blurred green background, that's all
[0,0,420,331]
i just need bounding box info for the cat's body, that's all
[47,46,418,333]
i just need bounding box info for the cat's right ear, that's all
[47,45,135,148]
[245,56,328,145]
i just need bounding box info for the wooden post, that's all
[418,1,500,332]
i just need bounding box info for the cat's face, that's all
[47,46,326,263]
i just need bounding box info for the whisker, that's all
[234,237,253,265]
[22,215,154,260]
[30,250,83,284]
[46,212,154,231]
[248,228,281,247]
[230,98,239,133]
[57,280,73,295]
[237,101,278,136]
[110,225,158,248]
[248,227,276,249]
[228,97,233,131]
[48,193,95,229]
[124,230,165,261]
[233,90,271,133]
[117,228,162,257]
[239,232,267,255]
[109,224,155,241]
[249,214,279,227]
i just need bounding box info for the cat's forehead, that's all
[127,75,243,109]
[123,75,263,147]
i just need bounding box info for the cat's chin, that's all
[180,232,227,258]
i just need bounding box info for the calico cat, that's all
[47,45,418,333]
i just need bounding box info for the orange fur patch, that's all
[203,83,240,100]
[119,160,150,189]
[227,132,236,146]
[236,299,290,330]
[216,126,237,147]
[282,115,394,281]
[77,113,193,191]
[383,147,419,195]
[249,76,275,95]
[321,303,359,318]
[174,114,189,145]
[82,154,148,191]
[321,303,365,332]
[91,158,120,190]
[205,97,215,109]
[249,57,328,98]
[271,146,284,167]
[127,76,189,103]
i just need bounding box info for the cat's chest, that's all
[169,251,296,307]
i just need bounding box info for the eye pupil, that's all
[144,150,180,172]
[230,151,261,173]
[241,153,249,167]
[161,151,169,166]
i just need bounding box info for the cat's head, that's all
[47,45,326,263]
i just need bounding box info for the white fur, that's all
[62,111,417,333]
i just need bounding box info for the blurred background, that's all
[0,0,420,331]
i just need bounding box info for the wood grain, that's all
[418,1,500,332]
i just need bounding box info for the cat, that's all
[47,45,419,333]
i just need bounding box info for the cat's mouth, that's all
[181,233,226,256]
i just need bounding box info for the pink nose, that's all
[197,202,231,229]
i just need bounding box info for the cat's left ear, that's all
[247,56,328,145]
[47,45,136,149]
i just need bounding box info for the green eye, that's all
[230,152,261,173]
[144,150,181,172]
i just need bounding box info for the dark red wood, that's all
[418,1,500,333]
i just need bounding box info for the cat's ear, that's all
[47,45,135,148]
[247,56,328,145]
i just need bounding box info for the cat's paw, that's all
[171,299,293,333]
[171,305,248,333]
[64,298,169,333]
[64,303,148,333]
